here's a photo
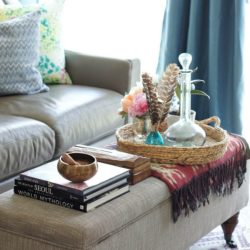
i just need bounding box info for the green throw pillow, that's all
[0,0,72,85]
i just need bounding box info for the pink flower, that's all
[118,85,149,118]
[128,92,148,117]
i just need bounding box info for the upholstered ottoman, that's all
[0,164,249,250]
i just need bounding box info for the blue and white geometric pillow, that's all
[0,11,49,95]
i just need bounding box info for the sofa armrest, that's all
[65,50,141,95]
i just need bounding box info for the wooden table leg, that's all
[221,212,239,248]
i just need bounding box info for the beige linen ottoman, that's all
[0,171,249,250]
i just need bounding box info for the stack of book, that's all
[14,160,130,212]
[68,145,151,184]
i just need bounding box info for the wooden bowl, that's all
[57,152,98,182]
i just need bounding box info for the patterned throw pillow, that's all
[0,0,72,85]
[3,0,22,5]
[0,11,49,95]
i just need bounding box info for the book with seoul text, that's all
[19,160,130,197]
[14,177,128,203]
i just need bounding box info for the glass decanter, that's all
[164,53,206,147]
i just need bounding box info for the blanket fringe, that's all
[172,140,247,222]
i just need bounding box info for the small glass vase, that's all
[146,129,164,145]
[132,116,151,143]
[164,53,206,147]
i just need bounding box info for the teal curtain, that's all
[157,0,245,134]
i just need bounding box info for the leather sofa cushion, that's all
[0,114,55,181]
[0,85,124,156]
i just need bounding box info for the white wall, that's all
[62,0,166,73]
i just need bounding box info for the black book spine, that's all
[19,175,83,196]
[14,186,87,212]
[15,179,87,202]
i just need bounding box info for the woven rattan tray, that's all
[116,116,229,165]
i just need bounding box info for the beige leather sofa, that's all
[0,50,140,193]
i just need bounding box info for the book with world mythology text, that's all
[14,184,129,212]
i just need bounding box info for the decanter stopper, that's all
[179,53,192,71]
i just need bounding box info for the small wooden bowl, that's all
[57,152,98,182]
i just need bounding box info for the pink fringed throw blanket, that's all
[151,134,249,222]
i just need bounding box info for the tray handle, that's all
[198,116,221,127]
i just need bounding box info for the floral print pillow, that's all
[0,0,72,84]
